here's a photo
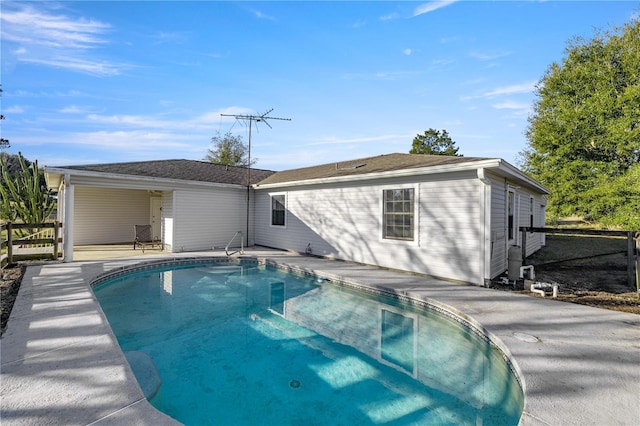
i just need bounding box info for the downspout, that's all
[477,168,492,287]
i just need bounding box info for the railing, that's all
[1,222,62,269]
[225,231,244,257]
[19,227,56,248]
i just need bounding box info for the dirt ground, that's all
[491,233,639,314]
[1,264,24,334]
[1,235,639,333]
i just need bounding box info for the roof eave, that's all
[493,160,551,194]
[44,166,247,190]
[253,159,502,189]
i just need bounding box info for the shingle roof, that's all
[62,159,276,186]
[255,153,491,186]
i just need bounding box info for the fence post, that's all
[7,222,13,265]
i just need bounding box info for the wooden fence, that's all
[1,222,62,268]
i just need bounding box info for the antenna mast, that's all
[220,108,291,245]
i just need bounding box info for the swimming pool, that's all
[93,258,523,425]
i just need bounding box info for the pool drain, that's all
[289,379,301,388]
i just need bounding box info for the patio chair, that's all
[133,224,161,252]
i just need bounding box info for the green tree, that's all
[0,152,55,223]
[204,131,256,166]
[521,18,640,228]
[410,129,462,156]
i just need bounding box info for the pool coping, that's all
[2,250,639,425]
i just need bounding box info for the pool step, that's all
[125,350,162,400]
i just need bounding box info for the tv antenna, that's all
[221,108,290,176]
[220,108,291,244]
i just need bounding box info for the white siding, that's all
[172,187,248,252]
[520,191,544,258]
[488,177,545,278]
[490,177,508,278]
[73,186,149,245]
[255,171,485,284]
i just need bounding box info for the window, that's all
[271,194,286,226]
[383,188,414,241]
[508,190,515,241]
[269,281,285,316]
[381,309,415,373]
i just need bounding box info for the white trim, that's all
[269,192,287,229]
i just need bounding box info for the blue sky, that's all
[1,1,637,171]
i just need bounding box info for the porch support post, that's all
[63,175,74,262]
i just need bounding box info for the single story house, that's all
[45,153,549,286]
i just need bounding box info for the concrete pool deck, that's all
[1,248,639,425]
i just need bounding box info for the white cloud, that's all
[67,130,196,149]
[432,58,453,66]
[5,105,26,114]
[413,1,458,17]
[246,7,276,21]
[461,81,537,101]
[20,55,125,77]
[150,31,191,45]
[0,3,129,76]
[469,51,512,61]
[1,4,110,49]
[484,82,536,97]
[492,101,530,110]
[59,105,89,114]
[309,134,413,146]
[342,71,420,81]
[84,107,258,133]
[380,13,399,21]
[403,48,413,56]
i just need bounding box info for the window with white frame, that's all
[382,188,415,241]
[271,194,286,226]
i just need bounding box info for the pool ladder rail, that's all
[225,231,244,257]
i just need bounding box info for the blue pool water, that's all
[94,260,523,425]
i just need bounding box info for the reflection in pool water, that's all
[94,260,523,425]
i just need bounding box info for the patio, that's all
[72,244,165,261]
[1,249,639,425]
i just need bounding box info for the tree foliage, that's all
[410,129,462,156]
[1,152,55,223]
[522,18,640,229]
[204,131,256,167]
